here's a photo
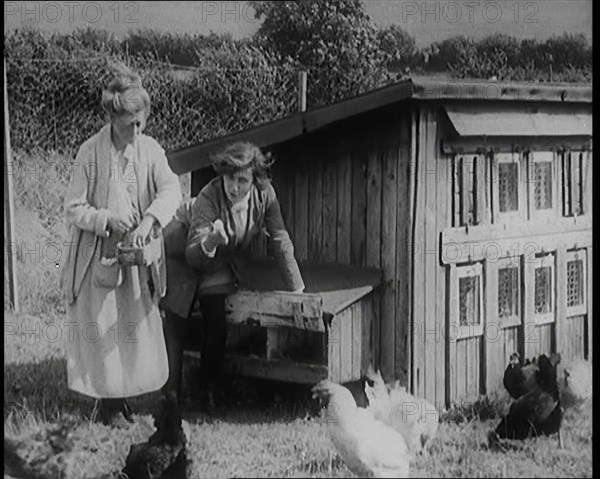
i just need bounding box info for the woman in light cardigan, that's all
[61,65,181,426]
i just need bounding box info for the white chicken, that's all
[312,380,410,478]
[364,367,439,455]
[556,358,593,409]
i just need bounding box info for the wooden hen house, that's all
[167,77,592,407]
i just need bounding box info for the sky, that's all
[3,1,593,48]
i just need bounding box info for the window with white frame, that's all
[496,256,521,327]
[528,151,557,221]
[491,152,527,222]
[532,252,555,325]
[452,262,484,339]
[566,249,587,316]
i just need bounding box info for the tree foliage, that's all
[377,24,419,72]
[250,0,392,106]
[424,32,592,81]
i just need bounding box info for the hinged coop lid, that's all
[225,261,382,331]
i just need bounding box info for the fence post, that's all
[4,58,19,312]
[298,70,307,112]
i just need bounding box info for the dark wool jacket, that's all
[161,176,304,318]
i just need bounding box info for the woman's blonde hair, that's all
[211,142,274,184]
[101,63,151,119]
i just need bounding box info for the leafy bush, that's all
[425,32,592,82]
[50,26,121,55]
[425,35,477,72]
[122,29,233,66]
[141,43,299,150]
[377,24,421,72]
[5,30,299,154]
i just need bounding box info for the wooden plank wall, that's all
[412,110,426,400]
[270,109,411,383]
[327,296,376,383]
[380,125,396,382]
[366,128,383,373]
[527,323,555,359]
[564,315,587,361]
[450,337,481,403]
[395,115,411,385]
[412,106,449,408]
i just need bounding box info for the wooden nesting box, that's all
[222,261,381,383]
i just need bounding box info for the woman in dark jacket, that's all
[161,142,305,408]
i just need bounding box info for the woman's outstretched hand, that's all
[203,219,229,252]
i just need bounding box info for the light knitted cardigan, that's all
[60,123,181,304]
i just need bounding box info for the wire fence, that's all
[5,55,302,157]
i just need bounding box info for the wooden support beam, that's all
[4,58,18,312]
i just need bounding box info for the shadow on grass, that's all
[179,375,322,425]
[4,355,369,428]
[4,358,163,425]
[4,357,325,428]
[5,357,88,422]
[186,377,373,425]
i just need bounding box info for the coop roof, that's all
[167,77,592,175]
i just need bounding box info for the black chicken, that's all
[122,393,191,479]
[502,352,538,399]
[494,354,563,445]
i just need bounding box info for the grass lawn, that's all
[4,311,593,478]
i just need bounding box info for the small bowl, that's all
[117,234,161,266]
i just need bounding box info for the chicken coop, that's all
[167,77,593,407]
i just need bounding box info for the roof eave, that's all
[167,78,592,175]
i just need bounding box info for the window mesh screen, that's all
[499,162,518,212]
[567,258,584,307]
[459,276,480,325]
[498,266,519,318]
[534,266,553,314]
[534,161,553,210]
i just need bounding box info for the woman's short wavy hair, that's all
[101,63,151,119]
[211,142,274,184]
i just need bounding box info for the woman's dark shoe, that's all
[95,398,135,428]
